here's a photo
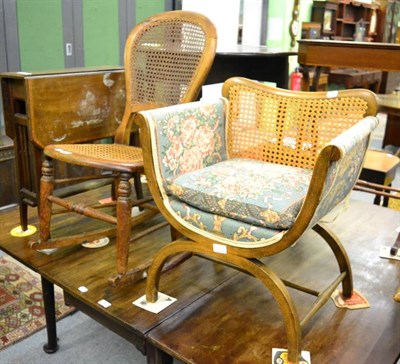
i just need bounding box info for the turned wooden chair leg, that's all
[115,172,133,279]
[133,172,143,200]
[18,200,28,231]
[39,157,55,244]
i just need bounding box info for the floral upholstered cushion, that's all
[169,197,284,244]
[168,158,313,230]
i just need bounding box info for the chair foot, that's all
[109,268,148,287]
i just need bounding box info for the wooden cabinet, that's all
[311,0,379,41]
[335,0,375,41]
[310,0,338,39]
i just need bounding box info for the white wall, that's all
[242,0,263,46]
[182,0,241,50]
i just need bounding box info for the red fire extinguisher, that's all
[290,67,302,91]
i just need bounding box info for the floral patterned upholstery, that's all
[308,116,378,228]
[152,99,227,187]
[168,158,313,230]
[169,197,284,244]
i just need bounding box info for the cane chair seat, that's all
[136,77,379,362]
[44,144,144,172]
[31,11,217,286]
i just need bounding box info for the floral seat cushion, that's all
[167,158,313,230]
[169,197,284,244]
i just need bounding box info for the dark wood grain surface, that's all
[147,200,400,363]
[0,193,398,363]
[297,40,400,71]
[0,186,237,356]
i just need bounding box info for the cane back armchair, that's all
[30,11,217,286]
[135,77,378,362]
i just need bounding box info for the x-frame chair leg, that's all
[312,223,353,298]
[145,240,302,363]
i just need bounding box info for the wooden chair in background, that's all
[30,11,217,286]
[136,77,379,362]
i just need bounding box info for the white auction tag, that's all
[213,243,227,254]
[98,299,111,308]
[379,246,400,261]
[78,286,88,293]
[327,90,338,98]
[272,348,311,363]
[133,292,176,314]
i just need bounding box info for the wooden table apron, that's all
[297,40,400,91]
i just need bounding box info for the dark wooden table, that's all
[0,194,399,363]
[297,39,400,91]
[0,189,237,362]
[328,68,382,93]
[146,200,400,363]
[206,45,296,89]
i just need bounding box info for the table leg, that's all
[41,276,59,353]
[145,341,173,364]
[311,66,323,92]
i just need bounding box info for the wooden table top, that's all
[297,40,400,72]
[147,200,400,363]
[0,191,398,363]
[0,189,237,356]
[363,150,400,174]
[377,93,400,113]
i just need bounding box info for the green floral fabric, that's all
[168,158,312,230]
[308,116,379,227]
[169,197,283,243]
[142,97,378,246]
[153,99,226,187]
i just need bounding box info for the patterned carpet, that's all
[0,256,75,350]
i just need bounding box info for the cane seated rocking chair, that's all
[135,77,378,362]
[30,11,217,286]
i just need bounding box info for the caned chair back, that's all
[125,11,217,112]
[222,78,377,169]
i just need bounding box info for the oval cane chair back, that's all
[115,10,217,144]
